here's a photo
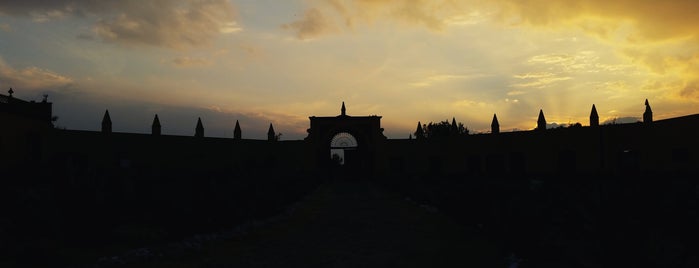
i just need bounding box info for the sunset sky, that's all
[1,1,698,139]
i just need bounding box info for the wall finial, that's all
[234,120,242,140]
[590,104,599,127]
[341,101,346,116]
[491,113,500,134]
[101,110,112,133]
[267,123,276,141]
[152,114,161,135]
[195,117,204,137]
[643,99,653,123]
[537,109,546,131]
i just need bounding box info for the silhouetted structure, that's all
[451,117,457,133]
[3,90,698,267]
[491,114,499,134]
[267,123,276,141]
[644,99,653,123]
[0,88,53,125]
[152,114,161,135]
[590,104,599,127]
[2,95,697,177]
[307,102,386,172]
[414,121,425,140]
[234,120,242,140]
[195,117,204,137]
[101,110,112,133]
[537,109,546,131]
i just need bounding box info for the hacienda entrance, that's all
[330,132,358,166]
[305,102,386,174]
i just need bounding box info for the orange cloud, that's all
[0,57,73,91]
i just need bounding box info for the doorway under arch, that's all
[329,132,358,166]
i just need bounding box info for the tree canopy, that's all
[414,118,469,140]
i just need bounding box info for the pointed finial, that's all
[537,109,546,131]
[233,120,242,140]
[414,121,424,140]
[491,114,500,134]
[341,101,346,116]
[101,110,112,133]
[643,99,653,123]
[590,104,599,127]
[267,123,276,141]
[8,88,14,97]
[195,117,204,137]
[152,114,161,135]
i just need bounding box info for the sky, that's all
[1,0,698,140]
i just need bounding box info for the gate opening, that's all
[329,132,358,166]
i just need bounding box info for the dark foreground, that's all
[4,173,698,267]
[121,179,500,267]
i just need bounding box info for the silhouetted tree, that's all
[568,122,582,128]
[419,119,469,139]
[414,121,425,140]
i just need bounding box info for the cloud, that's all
[171,57,212,68]
[286,1,699,102]
[0,23,10,32]
[487,0,699,101]
[285,1,699,45]
[0,0,237,49]
[511,76,572,89]
[282,8,337,40]
[0,56,73,91]
[488,0,699,42]
[283,0,467,39]
[409,73,486,88]
[601,116,641,125]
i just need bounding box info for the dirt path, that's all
[140,179,500,267]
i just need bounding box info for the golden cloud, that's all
[282,8,337,40]
[0,57,73,90]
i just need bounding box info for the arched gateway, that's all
[305,102,386,173]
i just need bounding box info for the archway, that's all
[330,132,358,166]
[305,102,386,174]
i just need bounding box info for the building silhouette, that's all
[3,90,699,267]
[2,92,698,177]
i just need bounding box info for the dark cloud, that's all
[0,0,237,48]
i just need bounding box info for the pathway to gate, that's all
[142,179,501,267]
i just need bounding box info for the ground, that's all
[133,179,501,267]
